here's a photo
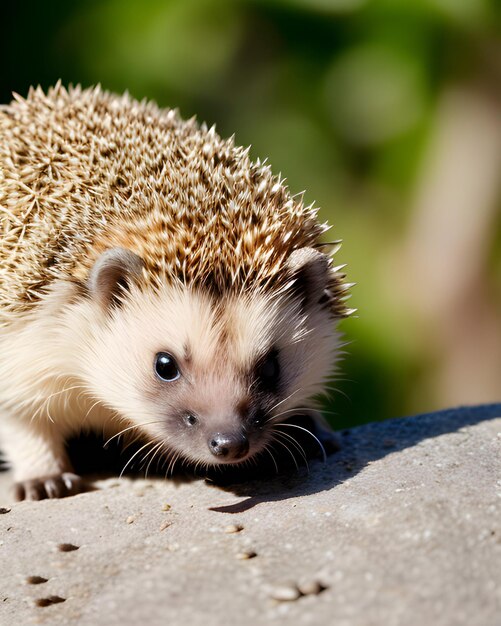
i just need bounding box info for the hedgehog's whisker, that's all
[268,407,311,422]
[247,453,257,471]
[275,422,327,463]
[150,442,168,477]
[323,383,351,403]
[120,440,157,478]
[83,398,104,421]
[120,430,146,452]
[143,440,165,478]
[270,407,339,422]
[157,449,168,473]
[268,433,299,471]
[45,401,55,424]
[103,421,163,448]
[262,444,279,474]
[266,406,319,425]
[267,388,303,417]
[162,444,180,478]
[31,384,88,423]
[165,450,181,478]
[273,429,309,471]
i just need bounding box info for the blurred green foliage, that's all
[2,0,500,427]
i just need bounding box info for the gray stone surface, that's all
[0,405,500,626]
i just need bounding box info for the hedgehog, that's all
[0,83,351,500]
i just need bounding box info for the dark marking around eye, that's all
[248,408,266,430]
[237,398,251,419]
[256,348,280,393]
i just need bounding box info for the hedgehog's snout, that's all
[208,432,249,461]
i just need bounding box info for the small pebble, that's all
[224,524,243,534]
[57,543,79,552]
[126,516,135,524]
[270,584,301,602]
[0,507,11,514]
[159,520,172,532]
[298,580,326,596]
[236,550,257,560]
[26,576,48,585]
[161,503,171,511]
[35,596,65,608]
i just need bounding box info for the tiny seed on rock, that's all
[57,543,79,552]
[224,524,243,534]
[298,580,326,596]
[162,503,171,511]
[236,550,257,560]
[35,596,66,607]
[270,584,301,602]
[26,576,48,585]
[0,508,11,514]
[159,520,172,532]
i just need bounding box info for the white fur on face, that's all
[77,283,340,466]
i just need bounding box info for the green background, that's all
[3,0,501,428]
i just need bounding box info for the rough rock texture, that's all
[1,404,500,626]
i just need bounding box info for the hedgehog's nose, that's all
[208,432,249,460]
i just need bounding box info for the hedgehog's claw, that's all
[13,472,88,501]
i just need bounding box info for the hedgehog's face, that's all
[82,247,339,469]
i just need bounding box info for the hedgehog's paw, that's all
[13,473,88,501]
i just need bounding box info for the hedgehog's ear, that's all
[286,247,330,308]
[88,247,145,310]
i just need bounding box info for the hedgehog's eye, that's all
[258,349,280,392]
[154,352,180,382]
[184,413,198,427]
